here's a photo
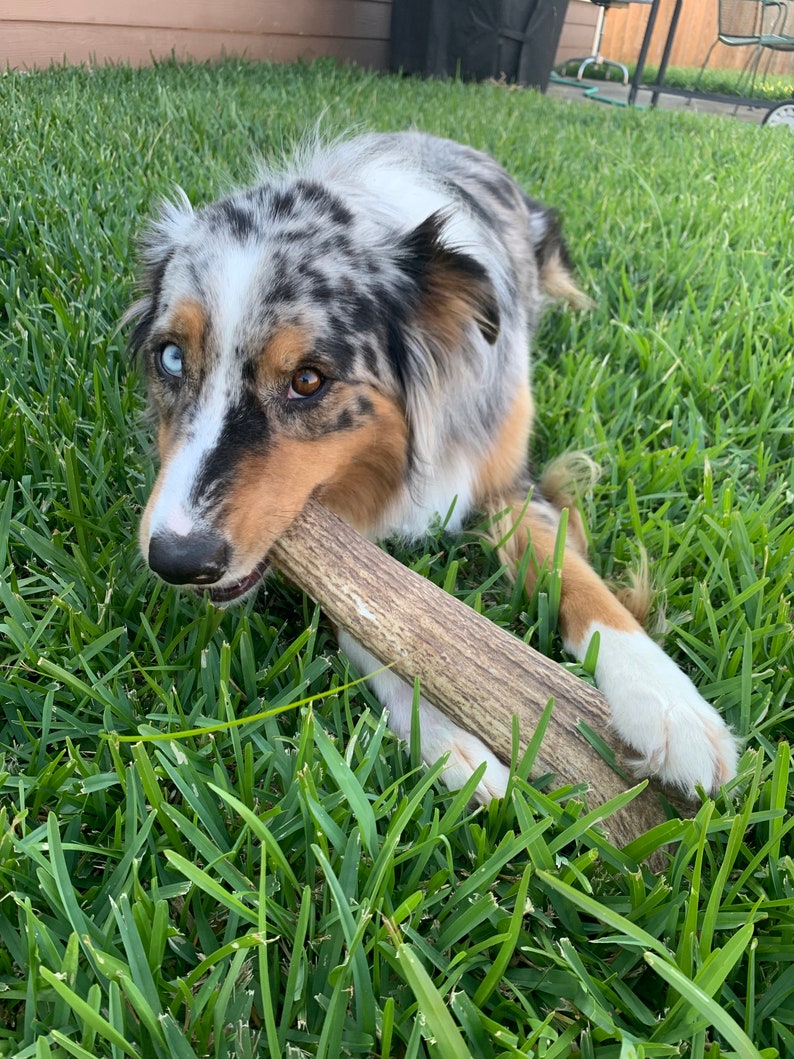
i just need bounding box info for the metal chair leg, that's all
[576,55,630,84]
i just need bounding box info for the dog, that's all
[126,131,738,801]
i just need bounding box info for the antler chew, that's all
[270,497,675,848]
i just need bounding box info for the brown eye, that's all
[288,367,325,399]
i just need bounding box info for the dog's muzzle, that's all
[147,530,230,587]
[146,529,269,604]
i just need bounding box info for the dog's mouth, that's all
[204,556,271,605]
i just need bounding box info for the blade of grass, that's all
[536,870,673,958]
[644,952,764,1059]
[388,935,473,1059]
[39,968,142,1059]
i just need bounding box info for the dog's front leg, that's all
[338,630,511,802]
[495,495,740,797]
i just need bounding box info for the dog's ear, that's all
[123,190,195,358]
[397,212,500,346]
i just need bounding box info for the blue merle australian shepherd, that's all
[127,131,738,801]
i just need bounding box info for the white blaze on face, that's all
[214,242,264,359]
[145,376,230,543]
[144,243,264,547]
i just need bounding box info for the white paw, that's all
[586,624,739,796]
[338,632,510,803]
[414,698,511,803]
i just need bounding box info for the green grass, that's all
[1,57,793,1058]
[642,63,793,101]
[556,60,793,102]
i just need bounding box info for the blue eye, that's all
[157,343,183,379]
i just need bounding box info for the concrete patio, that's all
[546,72,778,125]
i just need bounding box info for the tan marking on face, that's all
[319,393,409,528]
[157,421,176,462]
[219,392,408,571]
[487,496,640,648]
[139,479,162,559]
[473,384,533,502]
[145,299,209,410]
[139,423,182,557]
[259,325,314,383]
[169,299,207,351]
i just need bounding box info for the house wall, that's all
[1,0,392,70]
[600,0,793,77]
[2,0,595,73]
[555,0,600,67]
[4,2,787,85]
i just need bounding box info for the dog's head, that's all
[127,179,499,603]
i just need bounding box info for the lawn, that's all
[556,61,793,102]
[638,64,793,101]
[0,57,793,1059]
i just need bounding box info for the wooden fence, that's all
[601,0,793,77]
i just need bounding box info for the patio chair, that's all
[561,0,653,86]
[758,0,794,55]
[694,0,766,92]
[727,1,792,94]
[755,1,794,127]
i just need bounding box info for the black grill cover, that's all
[390,0,570,90]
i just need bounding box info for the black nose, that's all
[147,531,229,586]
